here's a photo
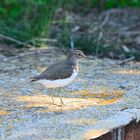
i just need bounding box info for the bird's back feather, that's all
[31,60,76,81]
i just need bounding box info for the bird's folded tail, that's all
[30,76,39,82]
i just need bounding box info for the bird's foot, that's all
[60,102,65,107]
[59,97,66,106]
[56,101,65,107]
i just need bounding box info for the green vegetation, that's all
[0,0,59,43]
[0,0,140,59]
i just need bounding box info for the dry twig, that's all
[0,33,35,48]
[118,56,135,65]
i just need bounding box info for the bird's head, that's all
[68,50,94,60]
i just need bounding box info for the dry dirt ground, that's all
[50,8,140,60]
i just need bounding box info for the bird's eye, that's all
[79,53,82,56]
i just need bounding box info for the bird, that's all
[31,50,94,105]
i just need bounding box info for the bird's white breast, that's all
[37,69,78,88]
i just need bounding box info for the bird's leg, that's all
[51,94,55,104]
[50,89,55,104]
[58,88,65,105]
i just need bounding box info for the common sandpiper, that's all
[31,50,94,105]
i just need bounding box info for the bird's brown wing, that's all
[31,60,73,81]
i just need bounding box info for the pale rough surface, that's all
[71,109,140,140]
[0,47,140,140]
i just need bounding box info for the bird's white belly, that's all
[37,69,78,88]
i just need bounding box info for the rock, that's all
[0,47,140,140]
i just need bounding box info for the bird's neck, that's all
[67,56,78,68]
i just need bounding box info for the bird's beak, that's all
[83,55,95,60]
